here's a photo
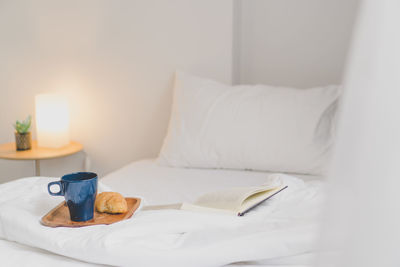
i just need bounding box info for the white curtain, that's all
[318,0,400,266]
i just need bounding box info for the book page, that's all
[192,184,279,212]
[239,187,283,212]
[180,203,236,215]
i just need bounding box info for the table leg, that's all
[35,159,41,176]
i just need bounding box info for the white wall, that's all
[0,0,360,183]
[237,0,359,87]
[0,0,233,182]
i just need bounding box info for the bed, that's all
[0,159,324,267]
[0,72,336,266]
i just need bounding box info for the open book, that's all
[181,184,288,216]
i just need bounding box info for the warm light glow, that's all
[35,94,70,148]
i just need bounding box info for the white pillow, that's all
[158,71,340,175]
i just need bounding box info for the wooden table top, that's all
[0,141,83,160]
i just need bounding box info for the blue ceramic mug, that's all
[48,172,98,222]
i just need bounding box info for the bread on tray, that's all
[95,192,128,214]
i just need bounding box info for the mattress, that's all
[0,159,322,267]
[101,159,319,205]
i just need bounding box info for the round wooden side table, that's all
[0,141,83,176]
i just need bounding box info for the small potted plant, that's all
[13,115,32,151]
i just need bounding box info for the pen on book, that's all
[237,186,288,216]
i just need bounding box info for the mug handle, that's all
[48,181,64,196]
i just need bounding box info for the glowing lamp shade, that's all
[35,94,70,148]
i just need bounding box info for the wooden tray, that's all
[41,197,141,228]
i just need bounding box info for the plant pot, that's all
[15,132,32,151]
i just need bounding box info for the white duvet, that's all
[0,174,324,267]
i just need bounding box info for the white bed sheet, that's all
[0,239,106,267]
[1,237,315,267]
[0,159,322,267]
[101,159,320,205]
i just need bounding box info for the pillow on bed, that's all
[158,71,340,175]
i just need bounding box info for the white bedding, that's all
[0,239,106,267]
[0,160,324,267]
[101,159,319,205]
[158,71,339,175]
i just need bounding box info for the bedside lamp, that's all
[35,94,70,148]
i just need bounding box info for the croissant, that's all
[95,192,128,214]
